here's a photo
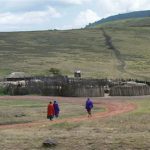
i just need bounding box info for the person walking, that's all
[85,98,93,117]
[53,100,60,118]
[47,101,55,121]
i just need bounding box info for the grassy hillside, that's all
[0,29,115,78]
[86,10,150,28]
[0,19,150,80]
[90,17,150,28]
[95,18,150,80]
[103,27,150,80]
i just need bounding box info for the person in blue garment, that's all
[85,98,93,117]
[53,100,60,118]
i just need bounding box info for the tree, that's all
[48,68,61,76]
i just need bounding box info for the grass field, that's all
[0,96,150,150]
[0,18,150,80]
[0,98,103,125]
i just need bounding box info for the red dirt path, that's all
[0,96,137,129]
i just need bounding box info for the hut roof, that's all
[126,81,146,86]
[7,72,29,78]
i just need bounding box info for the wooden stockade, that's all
[2,75,150,97]
[110,85,150,96]
[25,76,66,96]
[5,76,106,97]
[62,78,105,97]
[3,76,66,96]
[62,85,104,97]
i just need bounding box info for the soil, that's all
[0,96,137,129]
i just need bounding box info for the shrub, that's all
[0,86,7,95]
[48,68,62,76]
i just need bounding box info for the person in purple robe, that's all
[53,100,60,118]
[85,98,93,117]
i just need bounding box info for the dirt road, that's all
[0,96,137,129]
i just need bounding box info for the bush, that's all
[0,86,7,95]
[48,68,62,76]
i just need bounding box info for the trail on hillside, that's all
[101,28,126,73]
[0,96,137,130]
[100,28,150,80]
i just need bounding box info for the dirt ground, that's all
[0,96,137,130]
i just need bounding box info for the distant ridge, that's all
[86,10,150,28]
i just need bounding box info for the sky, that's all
[0,0,150,31]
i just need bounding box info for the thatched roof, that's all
[7,72,29,78]
[126,81,146,86]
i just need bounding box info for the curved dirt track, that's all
[0,96,137,129]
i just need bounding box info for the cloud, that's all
[0,6,61,31]
[97,0,150,18]
[0,6,60,25]
[0,0,54,13]
[74,9,100,28]
[61,0,150,30]
[59,0,91,5]
[0,0,91,13]
[1,0,150,31]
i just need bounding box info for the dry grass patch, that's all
[0,97,150,150]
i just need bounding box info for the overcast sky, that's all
[0,0,150,31]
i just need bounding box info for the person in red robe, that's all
[47,101,55,121]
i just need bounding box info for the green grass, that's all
[0,99,47,125]
[0,98,104,125]
[51,122,82,131]
[0,99,45,106]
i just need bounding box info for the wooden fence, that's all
[61,78,105,97]
[4,77,106,97]
[3,76,150,97]
[110,85,150,96]
[62,85,104,97]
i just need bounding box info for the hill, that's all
[86,10,150,28]
[0,19,150,80]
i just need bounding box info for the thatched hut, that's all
[110,82,150,96]
[5,72,31,81]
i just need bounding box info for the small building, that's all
[74,70,81,78]
[5,72,31,81]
